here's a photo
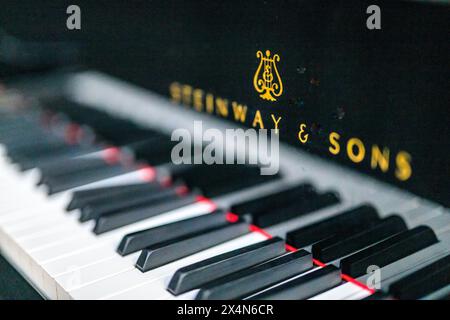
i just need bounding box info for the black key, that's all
[388,254,450,300]
[94,191,201,234]
[38,157,114,180]
[117,210,231,256]
[41,99,161,147]
[45,164,127,194]
[19,146,99,171]
[230,183,316,215]
[286,204,380,248]
[251,265,342,300]
[170,164,261,184]
[426,284,450,300]
[204,173,280,198]
[340,226,438,277]
[131,138,180,165]
[9,140,68,162]
[135,221,250,272]
[0,125,45,142]
[169,164,280,198]
[312,215,407,263]
[196,250,312,300]
[67,183,160,211]
[0,118,40,136]
[2,135,57,150]
[79,185,181,222]
[12,143,73,165]
[252,191,340,227]
[167,237,286,295]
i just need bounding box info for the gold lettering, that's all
[298,123,308,143]
[270,114,282,133]
[395,151,412,181]
[231,101,247,123]
[252,110,265,129]
[371,145,390,172]
[215,98,229,118]
[347,138,365,163]
[169,85,413,182]
[169,82,182,103]
[205,94,214,114]
[329,132,340,155]
[231,102,248,123]
[193,89,204,112]
[181,85,192,106]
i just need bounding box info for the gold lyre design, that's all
[253,50,283,102]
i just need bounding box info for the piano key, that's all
[402,205,443,226]
[388,254,450,299]
[9,141,70,163]
[340,226,439,277]
[0,181,211,251]
[0,199,70,228]
[286,204,380,248]
[309,281,369,300]
[117,210,230,256]
[66,168,157,192]
[251,265,342,300]
[93,191,201,234]
[16,225,90,250]
[44,165,129,194]
[55,252,141,294]
[169,164,280,197]
[136,221,250,272]
[38,157,115,179]
[312,215,407,263]
[1,69,445,297]
[167,237,286,295]
[42,202,214,277]
[21,148,102,172]
[5,205,215,297]
[67,182,159,211]
[67,233,266,300]
[78,184,181,222]
[421,284,450,300]
[196,250,312,300]
[230,183,316,215]
[356,232,450,290]
[204,173,280,198]
[29,235,101,264]
[169,163,259,183]
[15,145,81,169]
[19,200,212,262]
[10,217,88,246]
[253,191,340,227]
[420,214,450,236]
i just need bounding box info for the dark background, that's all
[0,0,448,206]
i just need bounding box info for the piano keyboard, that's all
[0,71,449,300]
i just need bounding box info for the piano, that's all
[0,0,448,300]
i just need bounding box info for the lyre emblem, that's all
[253,50,283,102]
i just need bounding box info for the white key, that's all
[25,202,213,298]
[56,253,140,293]
[69,233,266,300]
[309,282,368,300]
[29,201,213,265]
[105,233,269,300]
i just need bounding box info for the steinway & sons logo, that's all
[168,50,413,182]
[253,50,283,102]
